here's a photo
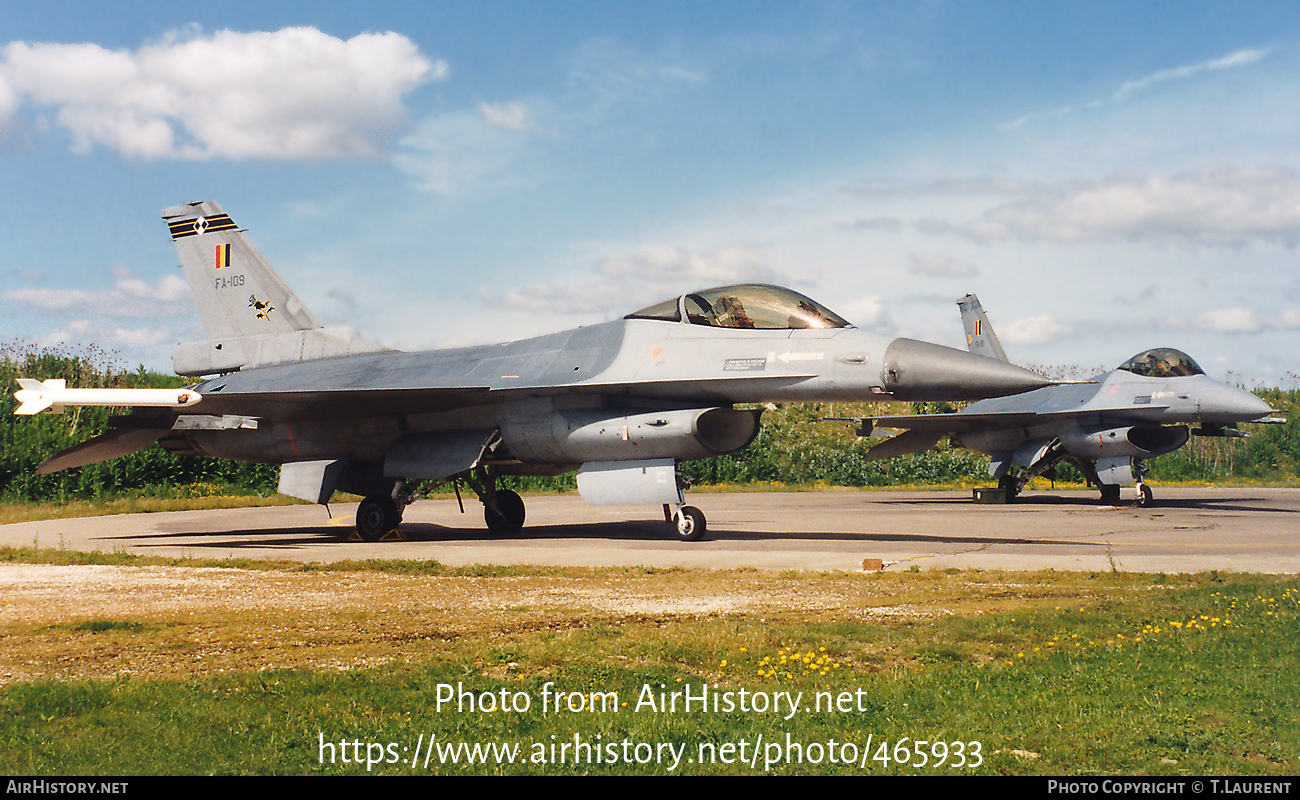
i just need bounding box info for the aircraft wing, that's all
[188,386,493,420]
[871,410,1042,433]
[858,411,1043,461]
[872,402,1176,433]
[862,403,1182,461]
[187,374,822,421]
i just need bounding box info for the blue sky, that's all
[2,1,1299,386]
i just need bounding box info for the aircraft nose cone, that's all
[1194,380,1274,422]
[882,338,1053,401]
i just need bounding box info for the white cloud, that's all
[1190,306,1300,335]
[1000,314,1073,346]
[394,36,706,195]
[479,100,532,131]
[0,70,16,121]
[2,270,190,318]
[1004,48,1269,131]
[38,319,175,350]
[565,37,706,114]
[0,27,441,160]
[1196,307,1267,334]
[1112,48,1268,102]
[836,295,889,328]
[837,216,905,233]
[496,243,785,314]
[957,165,1300,247]
[908,253,977,278]
[395,108,531,195]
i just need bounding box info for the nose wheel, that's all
[670,505,707,541]
[1136,482,1154,507]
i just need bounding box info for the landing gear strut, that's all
[1136,482,1154,507]
[657,468,706,541]
[1133,460,1154,507]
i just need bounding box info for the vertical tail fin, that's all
[163,201,388,376]
[163,200,322,338]
[956,293,1010,363]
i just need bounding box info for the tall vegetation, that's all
[2,346,1296,504]
[1,346,277,502]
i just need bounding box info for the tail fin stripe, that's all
[169,214,238,240]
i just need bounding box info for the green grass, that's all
[0,561,1294,775]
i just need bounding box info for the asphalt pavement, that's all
[3,487,1297,574]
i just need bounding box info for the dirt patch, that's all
[0,563,931,685]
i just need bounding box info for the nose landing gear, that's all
[665,503,707,541]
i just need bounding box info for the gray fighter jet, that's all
[856,294,1280,505]
[14,202,1054,540]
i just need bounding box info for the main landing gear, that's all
[463,467,525,535]
[356,495,402,542]
[353,466,709,542]
[352,467,528,541]
[482,488,526,535]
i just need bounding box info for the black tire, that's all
[356,496,401,542]
[1099,484,1121,505]
[998,474,1019,502]
[484,489,526,535]
[673,506,707,542]
[1138,483,1154,507]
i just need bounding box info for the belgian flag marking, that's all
[215,243,231,269]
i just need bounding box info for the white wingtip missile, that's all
[13,378,202,416]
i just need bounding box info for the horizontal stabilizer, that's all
[35,427,170,474]
[865,429,945,461]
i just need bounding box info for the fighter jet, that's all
[855,294,1280,505]
[13,202,1054,541]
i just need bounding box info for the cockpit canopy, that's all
[1118,348,1205,378]
[626,284,852,330]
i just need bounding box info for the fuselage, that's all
[171,316,1050,469]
